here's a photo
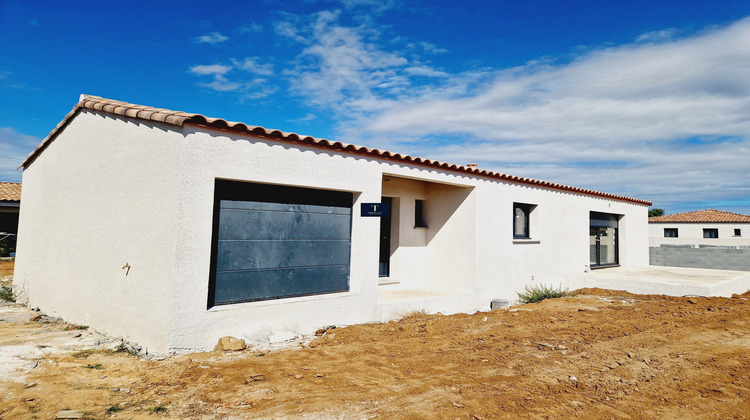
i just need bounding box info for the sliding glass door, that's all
[590,212,619,267]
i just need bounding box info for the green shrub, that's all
[111,340,138,356]
[152,406,168,414]
[517,284,569,304]
[106,405,122,413]
[0,285,15,303]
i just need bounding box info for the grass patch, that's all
[517,284,570,304]
[110,341,138,356]
[85,363,103,370]
[106,405,122,413]
[0,285,16,303]
[152,406,168,414]
[64,324,89,331]
[72,350,93,359]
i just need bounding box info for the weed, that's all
[111,341,138,356]
[152,406,168,414]
[72,350,93,359]
[0,285,16,303]
[517,284,569,304]
[85,363,103,370]
[258,352,266,357]
[64,324,89,331]
[106,405,122,413]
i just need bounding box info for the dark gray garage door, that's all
[209,180,352,306]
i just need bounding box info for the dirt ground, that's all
[1,259,749,419]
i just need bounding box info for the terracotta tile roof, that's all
[649,209,750,223]
[0,182,21,202]
[22,95,652,206]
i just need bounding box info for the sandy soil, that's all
[1,269,749,418]
[0,261,13,281]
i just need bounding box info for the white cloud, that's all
[189,64,232,76]
[278,10,451,119]
[232,58,274,76]
[193,31,229,44]
[197,76,242,92]
[635,28,678,43]
[190,62,278,98]
[350,17,750,213]
[0,127,40,182]
[238,22,263,33]
[334,0,398,14]
[419,41,447,54]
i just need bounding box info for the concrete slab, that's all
[376,286,487,321]
[563,266,750,297]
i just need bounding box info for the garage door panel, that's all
[216,239,351,271]
[217,208,351,241]
[213,265,349,304]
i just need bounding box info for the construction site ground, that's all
[1,260,749,419]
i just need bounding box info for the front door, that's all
[378,197,392,277]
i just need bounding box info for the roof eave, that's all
[22,95,652,207]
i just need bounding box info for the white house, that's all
[649,209,750,247]
[14,95,651,354]
[0,182,21,235]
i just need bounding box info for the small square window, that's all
[703,228,719,239]
[664,228,678,238]
[735,228,742,237]
[513,203,534,239]
[414,199,427,228]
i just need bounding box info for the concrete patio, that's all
[563,266,750,297]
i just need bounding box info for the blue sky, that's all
[1,0,749,214]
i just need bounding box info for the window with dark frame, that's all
[735,228,742,237]
[414,199,427,228]
[513,203,532,239]
[703,228,719,239]
[663,228,678,238]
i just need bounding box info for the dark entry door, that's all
[378,197,392,277]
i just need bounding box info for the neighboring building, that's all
[0,182,21,234]
[14,95,651,354]
[649,209,750,247]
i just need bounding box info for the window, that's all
[663,228,678,238]
[703,228,719,239]
[735,229,742,237]
[513,203,533,239]
[414,199,427,228]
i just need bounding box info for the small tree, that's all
[648,208,665,217]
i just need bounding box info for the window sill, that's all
[378,278,400,286]
[413,226,428,229]
[513,239,540,244]
[207,290,357,311]
[591,264,620,270]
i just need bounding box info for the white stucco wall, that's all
[166,127,384,352]
[14,111,182,352]
[16,110,650,354]
[649,223,750,247]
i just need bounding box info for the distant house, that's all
[0,182,21,234]
[14,95,651,354]
[649,209,750,247]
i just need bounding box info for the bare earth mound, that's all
[1,286,749,418]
